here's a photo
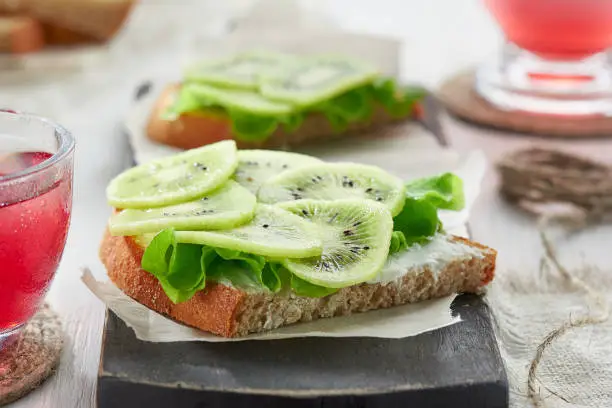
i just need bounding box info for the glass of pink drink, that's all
[0,111,74,356]
[476,0,612,115]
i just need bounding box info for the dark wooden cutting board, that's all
[97,294,507,408]
[96,87,508,408]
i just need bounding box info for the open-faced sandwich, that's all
[100,141,496,338]
[146,51,425,150]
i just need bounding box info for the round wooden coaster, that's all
[0,304,63,406]
[438,70,612,138]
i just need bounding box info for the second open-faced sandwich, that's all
[100,141,496,338]
[146,51,425,150]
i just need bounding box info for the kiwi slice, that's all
[175,204,322,258]
[260,57,378,107]
[107,140,238,209]
[280,199,393,288]
[108,181,256,236]
[186,51,294,89]
[186,83,295,116]
[258,162,406,216]
[234,150,322,194]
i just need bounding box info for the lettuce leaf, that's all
[388,231,409,255]
[210,248,281,293]
[405,172,465,210]
[142,229,281,303]
[392,197,440,246]
[371,78,427,118]
[279,113,305,134]
[291,274,339,298]
[391,173,465,248]
[162,86,208,120]
[141,229,207,303]
[229,111,279,141]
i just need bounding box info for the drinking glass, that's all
[0,112,74,359]
[476,0,612,115]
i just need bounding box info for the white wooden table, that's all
[5,1,611,407]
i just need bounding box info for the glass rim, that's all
[0,111,75,184]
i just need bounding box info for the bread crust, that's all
[99,230,496,338]
[100,230,246,337]
[146,84,410,150]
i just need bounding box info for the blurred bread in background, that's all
[0,0,135,52]
[43,23,103,46]
[26,0,136,41]
[0,16,44,53]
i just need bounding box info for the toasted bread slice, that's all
[42,22,103,45]
[146,84,413,150]
[99,230,496,338]
[25,0,135,41]
[0,16,44,54]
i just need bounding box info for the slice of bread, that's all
[25,0,135,41]
[99,230,496,338]
[146,84,413,150]
[0,16,44,54]
[42,22,102,46]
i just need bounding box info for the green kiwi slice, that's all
[260,57,379,107]
[186,51,294,89]
[186,83,295,115]
[257,162,406,216]
[108,181,256,236]
[106,140,238,209]
[175,204,322,258]
[234,149,322,194]
[280,199,393,288]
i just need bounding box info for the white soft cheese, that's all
[367,234,484,284]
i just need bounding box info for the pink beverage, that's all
[477,0,612,115]
[0,152,71,330]
[0,113,74,347]
[486,0,612,60]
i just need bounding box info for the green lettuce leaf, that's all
[229,111,279,141]
[210,247,280,292]
[317,88,372,121]
[290,274,339,298]
[262,263,282,293]
[278,113,305,134]
[310,87,372,133]
[141,228,175,276]
[141,229,207,303]
[405,172,465,210]
[392,197,440,246]
[389,231,409,255]
[142,230,283,303]
[371,78,426,118]
[391,172,465,249]
[166,244,206,291]
[207,260,263,292]
[163,86,208,120]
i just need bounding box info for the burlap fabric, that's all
[492,148,612,407]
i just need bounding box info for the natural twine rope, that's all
[497,147,612,408]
